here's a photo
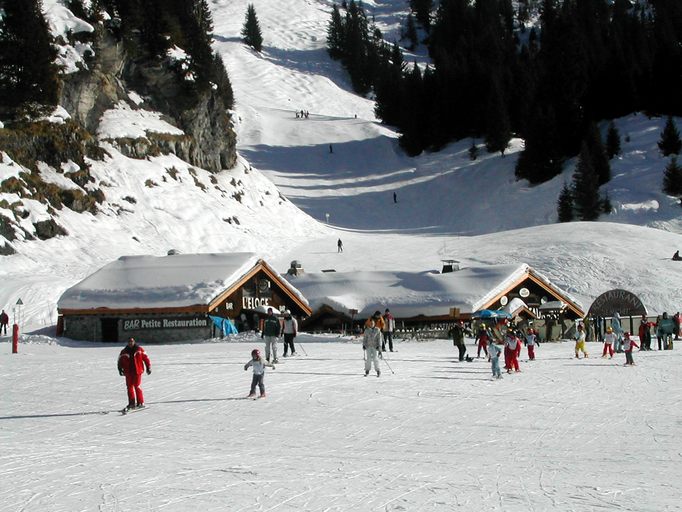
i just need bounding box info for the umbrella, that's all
[472,309,511,319]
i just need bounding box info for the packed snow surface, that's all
[1,335,680,511]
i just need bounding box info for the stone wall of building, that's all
[62,313,212,343]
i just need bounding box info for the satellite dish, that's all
[519,288,530,298]
[541,296,548,304]
[500,296,508,306]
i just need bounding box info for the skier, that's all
[337,238,343,253]
[364,310,385,332]
[0,309,8,335]
[490,340,502,379]
[117,337,151,411]
[261,307,281,363]
[393,192,397,204]
[244,348,275,398]
[602,326,616,358]
[475,323,490,358]
[657,312,675,350]
[638,315,652,351]
[504,330,520,373]
[382,308,395,352]
[524,328,537,360]
[449,321,467,361]
[574,324,588,359]
[623,332,639,366]
[362,319,382,377]
[611,312,624,352]
[281,310,298,357]
[674,312,680,340]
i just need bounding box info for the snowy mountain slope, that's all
[213,1,682,235]
[1,0,681,332]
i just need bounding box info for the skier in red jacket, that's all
[117,337,151,410]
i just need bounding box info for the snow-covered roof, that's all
[59,253,262,310]
[286,264,532,318]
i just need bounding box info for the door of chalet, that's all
[101,318,119,343]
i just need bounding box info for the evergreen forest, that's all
[327,0,682,185]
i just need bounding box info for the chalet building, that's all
[57,253,311,342]
[286,263,584,333]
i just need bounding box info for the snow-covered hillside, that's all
[1,0,682,331]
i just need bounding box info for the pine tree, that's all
[658,116,682,157]
[404,13,418,50]
[663,156,682,196]
[585,123,611,185]
[0,0,59,119]
[242,4,263,52]
[557,182,574,222]
[410,0,433,29]
[484,78,512,156]
[572,142,601,221]
[600,191,612,214]
[606,121,621,159]
[327,4,345,59]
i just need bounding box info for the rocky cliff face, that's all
[60,28,237,173]
[0,24,237,247]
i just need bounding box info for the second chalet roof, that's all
[285,263,584,318]
[58,253,305,311]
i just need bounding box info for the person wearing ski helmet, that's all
[603,326,616,358]
[574,324,588,359]
[623,332,639,366]
[362,319,382,377]
[244,348,275,398]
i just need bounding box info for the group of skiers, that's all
[116,307,680,406]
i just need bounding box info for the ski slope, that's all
[2,337,680,512]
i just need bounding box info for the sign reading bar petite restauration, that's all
[122,317,210,331]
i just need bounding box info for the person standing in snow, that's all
[337,238,343,253]
[382,308,395,352]
[281,310,298,357]
[623,332,639,366]
[261,307,281,363]
[638,315,652,351]
[657,312,675,350]
[574,324,588,359]
[117,337,151,411]
[363,319,382,377]
[0,309,8,335]
[611,312,624,352]
[673,312,680,340]
[449,321,467,361]
[524,328,537,360]
[475,324,490,358]
[244,348,275,398]
[489,340,502,379]
[504,330,520,373]
[365,310,385,333]
[602,326,616,358]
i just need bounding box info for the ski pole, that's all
[382,353,395,374]
[297,342,308,356]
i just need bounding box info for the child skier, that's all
[475,324,490,358]
[363,319,382,377]
[525,328,537,360]
[504,330,520,373]
[574,324,588,359]
[603,326,616,358]
[244,348,275,398]
[623,332,639,366]
[489,340,502,379]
